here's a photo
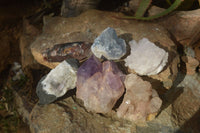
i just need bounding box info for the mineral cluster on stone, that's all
[36,59,78,104]
[91,27,126,60]
[76,56,125,113]
[125,38,168,75]
[117,74,162,122]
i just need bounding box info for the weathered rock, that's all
[36,59,78,104]
[61,0,100,17]
[30,97,138,133]
[11,62,25,81]
[158,8,200,46]
[184,46,195,58]
[194,40,200,62]
[182,56,199,75]
[117,74,162,122]
[76,56,125,113]
[91,27,126,60]
[128,0,141,12]
[31,9,178,70]
[0,35,10,72]
[125,38,168,76]
[172,74,200,133]
[19,19,41,69]
[148,6,165,17]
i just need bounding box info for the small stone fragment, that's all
[76,56,125,113]
[36,59,78,104]
[117,74,162,122]
[91,27,126,60]
[181,56,199,75]
[125,38,168,75]
[194,41,200,62]
[42,41,92,62]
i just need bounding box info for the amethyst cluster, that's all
[76,56,125,113]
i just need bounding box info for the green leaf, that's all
[134,0,152,17]
[122,0,184,20]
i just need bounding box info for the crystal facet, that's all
[125,38,168,75]
[117,74,162,121]
[36,59,78,104]
[91,27,126,60]
[76,56,125,113]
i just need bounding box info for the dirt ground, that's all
[0,0,46,132]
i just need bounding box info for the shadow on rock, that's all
[176,108,200,133]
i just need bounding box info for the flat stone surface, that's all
[158,9,200,46]
[30,97,137,133]
[20,19,41,69]
[171,73,200,133]
[29,96,179,133]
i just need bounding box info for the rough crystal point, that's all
[76,56,125,113]
[91,27,126,60]
[117,74,162,122]
[125,38,168,75]
[36,59,78,104]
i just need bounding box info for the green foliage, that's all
[0,86,20,133]
[134,0,152,17]
[0,70,28,132]
[122,0,184,20]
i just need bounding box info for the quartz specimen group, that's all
[125,38,168,75]
[117,74,162,121]
[76,56,125,113]
[36,27,164,122]
[91,27,126,60]
[36,59,78,104]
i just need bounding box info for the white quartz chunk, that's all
[91,27,126,60]
[41,60,77,97]
[125,38,168,75]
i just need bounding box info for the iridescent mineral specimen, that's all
[91,27,126,60]
[125,38,168,75]
[36,59,78,104]
[117,74,162,122]
[76,56,125,113]
[42,41,92,62]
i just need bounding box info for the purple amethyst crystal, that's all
[76,56,125,113]
[76,55,101,89]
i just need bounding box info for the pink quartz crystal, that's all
[117,74,162,121]
[76,56,125,113]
